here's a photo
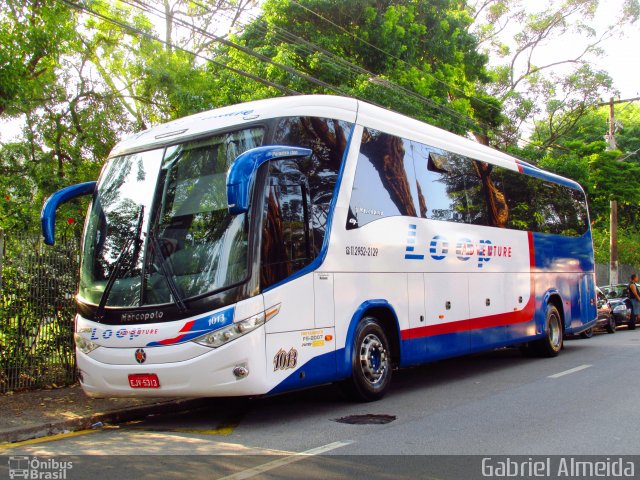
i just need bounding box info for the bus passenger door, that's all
[261,157,336,391]
[260,163,316,333]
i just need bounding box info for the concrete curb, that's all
[0,397,210,444]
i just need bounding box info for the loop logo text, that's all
[404,224,512,268]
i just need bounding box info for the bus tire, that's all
[529,304,563,357]
[340,317,392,402]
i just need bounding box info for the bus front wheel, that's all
[528,304,563,357]
[341,317,392,402]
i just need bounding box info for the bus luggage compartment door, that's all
[314,272,334,328]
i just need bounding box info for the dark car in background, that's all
[600,284,636,330]
[581,287,616,338]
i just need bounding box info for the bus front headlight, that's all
[75,333,100,354]
[194,304,280,348]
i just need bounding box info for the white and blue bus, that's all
[42,95,596,401]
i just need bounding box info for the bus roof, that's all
[110,95,358,157]
[110,95,582,191]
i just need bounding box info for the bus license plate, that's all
[128,373,160,389]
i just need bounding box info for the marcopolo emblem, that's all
[135,348,147,364]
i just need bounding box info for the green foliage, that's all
[0,0,76,116]
[232,0,498,135]
[468,0,636,146]
[530,103,640,229]
[592,227,640,267]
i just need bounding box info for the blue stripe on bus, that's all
[267,350,337,395]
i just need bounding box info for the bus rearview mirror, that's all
[41,181,97,245]
[226,145,312,215]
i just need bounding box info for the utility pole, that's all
[607,97,618,285]
[595,96,640,286]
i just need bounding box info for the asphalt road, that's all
[2,327,640,479]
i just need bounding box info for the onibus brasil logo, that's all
[8,456,72,479]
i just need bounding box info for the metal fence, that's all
[0,230,80,393]
[595,263,640,287]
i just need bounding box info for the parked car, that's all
[580,287,617,338]
[581,288,616,338]
[599,284,636,329]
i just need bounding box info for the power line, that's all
[125,0,482,134]
[139,0,476,134]
[65,0,534,148]
[218,0,484,130]
[125,0,355,98]
[287,0,503,116]
[187,0,488,133]
[60,0,300,98]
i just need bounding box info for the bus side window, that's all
[412,143,469,224]
[348,128,419,228]
[502,169,539,232]
[261,159,313,290]
[272,116,352,253]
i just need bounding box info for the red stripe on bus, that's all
[179,320,195,332]
[156,334,187,345]
[400,295,535,339]
[153,320,196,345]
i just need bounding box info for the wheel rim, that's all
[549,314,562,350]
[359,333,388,386]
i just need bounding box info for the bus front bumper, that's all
[77,327,269,398]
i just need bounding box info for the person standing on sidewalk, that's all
[628,274,640,330]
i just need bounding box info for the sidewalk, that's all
[0,384,207,444]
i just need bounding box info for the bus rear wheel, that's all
[341,317,392,402]
[528,304,563,357]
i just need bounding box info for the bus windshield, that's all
[79,127,265,308]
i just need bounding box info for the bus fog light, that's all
[233,365,249,378]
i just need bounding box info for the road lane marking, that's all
[217,440,354,480]
[0,429,100,451]
[548,364,592,379]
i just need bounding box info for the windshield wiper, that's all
[96,206,145,319]
[148,231,188,313]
